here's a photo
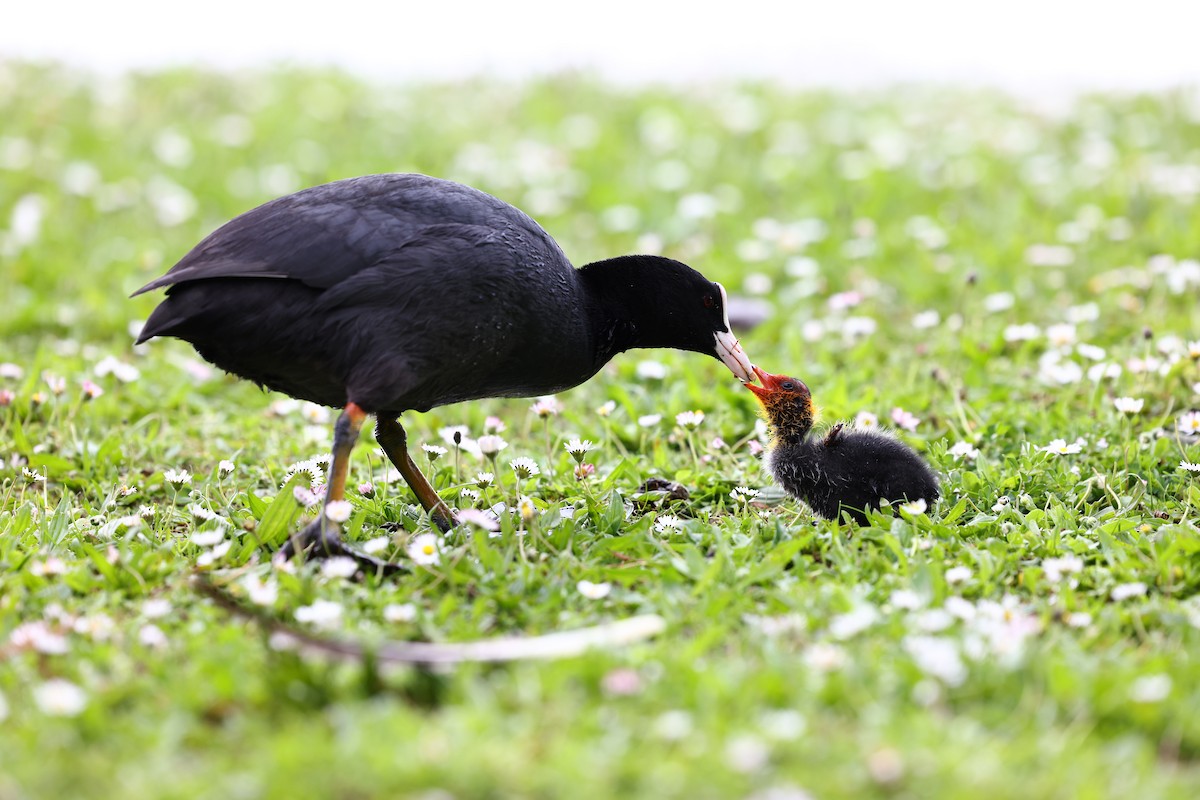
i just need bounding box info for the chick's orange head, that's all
[745,366,816,441]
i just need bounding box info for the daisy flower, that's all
[517,495,537,521]
[483,416,506,433]
[33,680,87,717]
[357,482,375,497]
[636,361,668,380]
[474,471,495,489]
[654,514,685,534]
[242,575,279,606]
[1181,461,1200,472]
[531,396,560,418]
[912,310,940,329]
[43,373,66,395]
[80,380,104,400]
[676,410,705,430]
[1111,582,1147,601]
[457,508,500,531]
[218,459,235,476]
[477,435,508,457]
[596,400,617,417]
[421,444,448,462]
[1042,555,1084,583]
[891,408,920,431]
[564,439,593,463]
[324,500,353,523]
[320,556,359,579]
[282,458,324,488]
[163,468,191,488]
[1041,439,1082,455]
[730,486,760,504]
[1130,674,1172,703]
[948,442,979,461]
[984,292,1014,312]
[577,580,612,600]
[854,411,879,429]
[1003,323,1040,342]
[638,414,662,428]
[362,536,389,554]
[945,566,972,584]
[383,603,417,623]
[1046,323,1076,348]
[1177,411,1200,435]
[510,458,540,479]
[407,533,442,566]
[1112,397,1144,414]
[294,599,343,628]
[293,486,319,508]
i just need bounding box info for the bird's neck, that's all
[578,255,672,363]
[763,398,816,448]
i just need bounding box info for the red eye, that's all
[703,295,715,309]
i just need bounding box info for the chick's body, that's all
[767,426,939,523]
[747,367,939,523]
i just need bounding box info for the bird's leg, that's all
[376,416,456,532]
[279,403,404,575]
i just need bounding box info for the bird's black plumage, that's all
[135,174,751,414]
[747,368,939,524]
[133,173,754,565]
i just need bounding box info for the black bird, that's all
[133,174,755,570]
[746,366,938,524]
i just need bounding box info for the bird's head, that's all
[581,256,755,383]
[745,366,816,445]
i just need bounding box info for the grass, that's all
[2,61,1200,798]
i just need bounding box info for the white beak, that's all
[715,329,755,383]
[713,283,755,383]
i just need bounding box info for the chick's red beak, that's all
[745,366,795,401]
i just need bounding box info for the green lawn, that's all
[2,62,1200,798]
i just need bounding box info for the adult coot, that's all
[134,174,755,569]
[746,366,938,523]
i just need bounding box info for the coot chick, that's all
[746,366,938,524]
[133,174,755,570]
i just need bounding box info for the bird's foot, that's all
[278,518,407,577]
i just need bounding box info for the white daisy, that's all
[1112,397,1144,414]
[948,441,979,461]
[33,679,87,717]
[477,435,508,457]
[576,580,612,599]
[654,514,685,534]
[294,599,343,628]
[324,500,353,523]
[407,533,442,566]
[1177,411,1200,435]
[1041,439,1082,455]
[510,458,540,479]
[162,468,191,488]
[531,396,560,417]
[564,439,593,463]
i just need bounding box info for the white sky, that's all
[3,1,1198,94]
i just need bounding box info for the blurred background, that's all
[5,1,1199,95]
